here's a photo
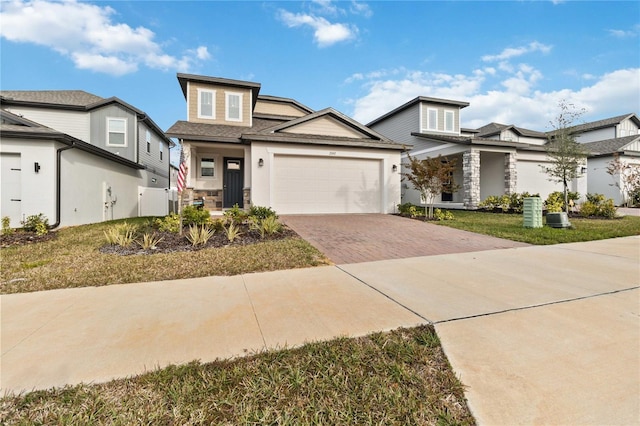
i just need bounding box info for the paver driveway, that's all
[281,214,529,264]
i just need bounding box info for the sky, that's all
[1,0,639,165]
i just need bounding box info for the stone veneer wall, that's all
[463,149,480,209]
[505,152,517,195]
[180,188,252,211]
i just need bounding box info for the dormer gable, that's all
[254,95,314,119]
[267,108,390,140]
[177,73,261,128]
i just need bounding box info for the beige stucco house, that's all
[166,74,405,214]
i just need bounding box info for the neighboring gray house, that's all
[166,74,405,214]
[367,96,580,209]
[368,95,639,208]
[0,91,174,228]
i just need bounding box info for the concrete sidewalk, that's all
[1,236,639,424]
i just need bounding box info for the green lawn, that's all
[0,326,475,425]
[1,217,329,295]
[433,210,640,245]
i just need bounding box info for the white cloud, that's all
[279,10,356,47]
[608,25,639,38]
[0,0,211,76]
[350,1,373,18]
[311,0,340,16]
[347,65,640,131]
[482,41,552,62]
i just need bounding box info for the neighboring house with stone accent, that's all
[369,97,639,208]
[367,96,584,209]
[0,91,173,228]
[166,74,405,214]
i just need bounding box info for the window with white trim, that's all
[145,130,151,153]
[427,108,438,131]
[226,92,243,122]
[107,117,127,146]
[444,110,455,132]
[200,157,215,177]
[198,89,215,119]
[159,142,163,161]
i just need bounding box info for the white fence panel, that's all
[138,186,169,217]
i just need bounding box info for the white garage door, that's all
[273,155,382,214]
[0,153,22,226]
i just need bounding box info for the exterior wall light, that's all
[258,158,264,167]
[34,162,41,173]
[392,164,398,172]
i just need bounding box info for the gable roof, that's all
[1,90,173,147]
[367,96,470,127]
[581,135,640,156]
[410,131,548,152]
[565,113,640,135]
[476,122,546,138]
[0,110,144,169]
[166,117,286,143]
[255,95,314,117]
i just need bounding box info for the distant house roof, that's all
[410,131,547,152]
[0,90,173,147]
[582,135,640,156]
[564,113,640,135]
[476,122,546,139]
[0,110,144,169]
[367,96,470,127]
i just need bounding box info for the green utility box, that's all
[523,197,543,228]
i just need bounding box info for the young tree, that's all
[402,153,459,220]
[606,153,640,207]
[540,100,589,213]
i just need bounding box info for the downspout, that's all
[50,143,76,229]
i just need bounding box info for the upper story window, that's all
[427,108,438,131]
[107,117,127,147]
[444,110,455,132]
[159,142,163,161]
[145,130,151,153]
[198,89,216,119]
[226,92,243,122]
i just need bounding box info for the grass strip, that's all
[0,325,475,425]
[433,211,640,245]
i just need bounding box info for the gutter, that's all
[50,143,76,229]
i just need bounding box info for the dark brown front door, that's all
[223,158,244,208]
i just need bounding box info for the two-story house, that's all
[0,91,173,228]
[368,96,595,208]
[166,74,405,214]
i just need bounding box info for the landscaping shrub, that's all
[397,202,423,218]
[137,233,164,250]
[224,222,242,242]
[433,209,454,221]
[479,192,540,213]
[104,222,137,247]
[182,205,211,226]
[2,216,14,236]
[186,225,215,246]
[580,193,617,218]
[154,213,181,233]
[545,191,580,213]
[223,203,248,225]
[249,205,278,220]
[260,215,283,236]
[21,213,49,235]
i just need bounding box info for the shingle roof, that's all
[0,90,103,107]
[165,117,286,141]
[565,113,639,135]
[581,135,640,155]
[475,122,545,138]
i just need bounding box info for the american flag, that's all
[176,146,188,193]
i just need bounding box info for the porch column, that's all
[463,149,480,209]
[182,142,192,188]
[504,152,517,195]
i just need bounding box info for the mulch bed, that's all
[98,226,299,256]
[0,231,58,248]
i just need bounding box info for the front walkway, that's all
[281,214,528,264]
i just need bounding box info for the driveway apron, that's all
[281,214,529,264]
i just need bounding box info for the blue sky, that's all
[2,0,639,164]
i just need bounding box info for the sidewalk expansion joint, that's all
[433,286,640,325]
[335,265,434,324]
[242,275,267,349]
